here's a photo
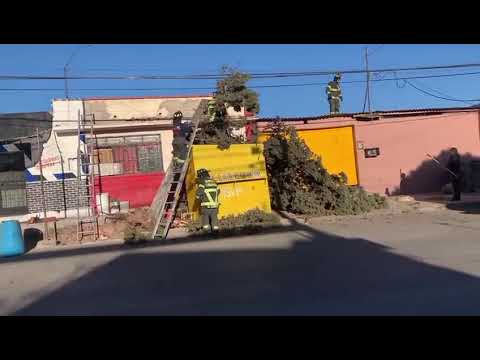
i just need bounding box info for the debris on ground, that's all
[187,209,281,235]
[27,216,40,224]
[392,195,416,203]
[123,225,150,245]
[53,207,156,246]
[119,207,153,244]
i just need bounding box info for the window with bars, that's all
[90,135,164,176]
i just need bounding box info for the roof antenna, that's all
[362,46,372,114]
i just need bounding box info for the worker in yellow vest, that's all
[195,168,220,232]
[326,73,343,114]
[207,99,216,121]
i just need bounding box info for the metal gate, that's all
[0,152,27,215]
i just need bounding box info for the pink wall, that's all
[257,110,480,195]
[94,172,165,208]
[354,112,480,194]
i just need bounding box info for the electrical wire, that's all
[2,69,480,93]
[408,79,474,105]
[403,79,480,103]
[4,62,480,80]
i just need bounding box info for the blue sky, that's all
[1,44,480,117]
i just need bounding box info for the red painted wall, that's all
[94,172,165,208]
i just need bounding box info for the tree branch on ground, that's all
[263,120,386,216]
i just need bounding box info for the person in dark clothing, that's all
[172,136,188,168]
[172,111,191,169]
[173,111,193,141]
[446,147,463,201]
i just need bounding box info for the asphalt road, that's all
[3,205,480,315]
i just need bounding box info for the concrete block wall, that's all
[26,179,89,213]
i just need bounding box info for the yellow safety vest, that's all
[207,100,216,120]
[326,81,342,100]
[198,180,219,208]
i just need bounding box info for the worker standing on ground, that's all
[195,168,220,232]
[172,111,188,169]
[446,147,463,202]
[326,73,343,114]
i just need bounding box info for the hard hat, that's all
[197,168,210,179]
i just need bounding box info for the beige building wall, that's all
[83,96,212,121]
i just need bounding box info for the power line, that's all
[3,62,480,80]
[2,69,480,93]
[403,79,480,103]
[409,79,473,105]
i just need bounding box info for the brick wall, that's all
[26,179,89,213]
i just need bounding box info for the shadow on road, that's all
[23,228,43,253]
[10,214,480,315]
[0,224,289,265]
[446,201,480,215]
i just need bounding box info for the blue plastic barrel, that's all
[0,220,25,257]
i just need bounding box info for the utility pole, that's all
[64,66,70,100]
[64,45,93,99]
[363,46,372,113]
[36,128,49,241]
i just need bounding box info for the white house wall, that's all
[51,99,84,130]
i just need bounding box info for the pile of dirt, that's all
[56,224,79,246]
[122,208,155,244]
[55,207,156,246]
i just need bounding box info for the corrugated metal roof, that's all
[256,105,480,122]
[0,112,52,165]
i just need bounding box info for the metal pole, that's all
[36,128,49,242]
[63,45,93,100]
[76,110,81,220]
[36,128,47,219]
[365,47,372,113]
[64,66,69,99]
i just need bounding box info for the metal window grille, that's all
[91,134,163,176]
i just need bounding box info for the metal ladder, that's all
[151,102,207,240]
[76,111,100,242]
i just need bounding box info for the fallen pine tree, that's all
[263,120,386,216]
